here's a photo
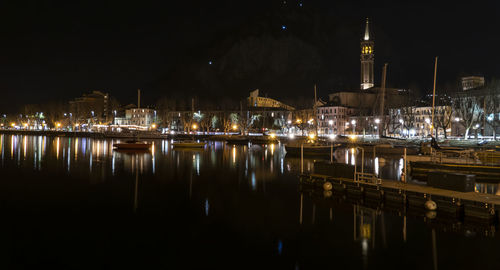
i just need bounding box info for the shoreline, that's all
[1,129,499,149]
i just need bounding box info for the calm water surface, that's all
[0,134,499,269]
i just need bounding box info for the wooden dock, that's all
[300,173,500,222]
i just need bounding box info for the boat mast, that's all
[379,63,388,137]
[314,84,318,136]
[430,57,438,138]
[138,89,141,109]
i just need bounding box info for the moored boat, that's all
[285,142,340,156]
[354,143,420,155]
[172,140,206,148]
[250,135,279,144]
[410,161,500,183]
[225,135,250,145]
[114,140,152,150]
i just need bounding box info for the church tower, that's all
[360,18,374,90]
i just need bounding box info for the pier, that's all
[299,173,500,223]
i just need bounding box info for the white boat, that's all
[172,140,206,148]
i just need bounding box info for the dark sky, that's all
[1,0,499,112]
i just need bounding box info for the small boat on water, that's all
[354,143,420,155]
[114,140,152,150]
[285,142,340,156]
[250,135,279,144]
[226,135,250,145]
[409,161,500,183]
[172,140,206,148]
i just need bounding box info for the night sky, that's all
[1,0,499,112]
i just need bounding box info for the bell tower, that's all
[360,18,374,90]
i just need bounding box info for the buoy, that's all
[425,200,437,211]
[425,211,437,219]
[323,182,333,191]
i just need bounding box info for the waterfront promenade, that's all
[1,129,499,150]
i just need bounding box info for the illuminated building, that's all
[461,76,485,91]
[69,90,110,124]
[360,18,374,90]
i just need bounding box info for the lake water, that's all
[0,134,499,269]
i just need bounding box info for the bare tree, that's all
[41,101,67,128]
[453,93,483,139]
[434,106,453,139]
[484,80,500,139]
[198,112,213,134]
[434,89,453,139]
[400,106,416,138]
[219,111,233,134]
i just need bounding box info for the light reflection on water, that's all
[0,135,499,195]
[0,135,499,268]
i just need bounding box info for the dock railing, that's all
[353,146,382,185]
[430,149,479,165]
[355,172,382,185]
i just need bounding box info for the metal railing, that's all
[355,172,382,185]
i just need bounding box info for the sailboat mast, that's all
[379,63,388,137]
[138,89,141,109]
[430,57,438,137]
[314,84,318,136]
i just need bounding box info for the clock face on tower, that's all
[361,45,373,54]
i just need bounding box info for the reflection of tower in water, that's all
[353,205,381,269]
[131,153,141,213]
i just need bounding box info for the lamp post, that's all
[351,119,356,135]
[425,118,431,137]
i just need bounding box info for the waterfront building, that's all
[247,89,295,111]
[461,76,485,91]
[388,106,454,137]
[114,107,157,129]
[69,90,110,125]
[316,102,354,135]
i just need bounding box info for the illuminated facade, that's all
[360,18,374,90]
[69,90,110,124]
[247,89,295,111]
[316,103,355,135]
[388,106,454,137]
[461,76,485,91]
[114,108,156,128]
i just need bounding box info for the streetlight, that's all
[374,118,381,137]
[351,119,356,134]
